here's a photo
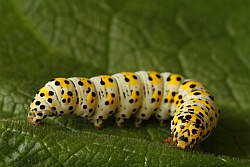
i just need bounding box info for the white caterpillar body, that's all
[28,71,220,149]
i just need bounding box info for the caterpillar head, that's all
[171,112,205,149]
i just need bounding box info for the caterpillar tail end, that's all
[27,110,38,125]
[27,109,49,125]
[27,113,41,125]
[27,116,40,125]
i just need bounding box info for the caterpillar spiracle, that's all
[27,71,220,149]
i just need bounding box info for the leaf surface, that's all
[1,0,250,166]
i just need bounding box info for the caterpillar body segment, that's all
[112,72,143,128]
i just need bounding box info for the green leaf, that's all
[1,0,250,166]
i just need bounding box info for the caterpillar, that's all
[27,71,220,149]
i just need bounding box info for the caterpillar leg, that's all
[93,119,105,129]
[162,137,200,150]
[134,118,143,128]
[162,136,176,146]
[158,120,168,126]
[115,118,125,128]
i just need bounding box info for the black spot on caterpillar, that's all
[28,71,220,149]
